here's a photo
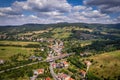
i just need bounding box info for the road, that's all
[46,53,74,62]
[48,53,75,80]
[0,40,75,80]
[0,53,74,74]
[49,62,58,80]
[0,61,41,74]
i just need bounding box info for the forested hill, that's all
[0,23,120,33]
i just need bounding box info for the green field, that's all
[53,32,72,39]
[0,41,39,46]
[51,27,93,39]
[0,46,35,60]
[0,41,39,60]
[87,50,120,79]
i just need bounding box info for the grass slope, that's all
[88,50,120,79]
[0,46,35,60]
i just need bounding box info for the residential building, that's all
[62,61,69,67]
[37,69,44,74]
[84,61,92,66]
[45,77,51,80]
[0,59,4,64]
[80,70,86,78]
[57,73,74,80]
[57,73,70,80]
[33,69,44,75]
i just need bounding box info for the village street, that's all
[49,62,57,80]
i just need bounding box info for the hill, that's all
[86,50,120,80]
[0,23,120,41]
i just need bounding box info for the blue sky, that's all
[0,0,120,25]
[0,0,83,7]
[0,0,26,7]
[67,0,83,6]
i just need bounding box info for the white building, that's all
[0,59,4,64]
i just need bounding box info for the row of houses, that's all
[0,34,45,42]
[17,37,45,42]
[30,68,74,80]
[0,34,58,43]
[57,73,74,80]
[55,61,91,79]
[52,41,64,55]
[79,61,92,78]
[30,68,51,80]
[29,56,43,61]
[52,61,69,68]
[48,39,74,80]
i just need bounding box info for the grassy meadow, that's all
[0,46,35,60]
[0,41,38,60]
[86,50,120,79]
[0,41,39,46]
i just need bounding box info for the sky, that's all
[0,0,120,25]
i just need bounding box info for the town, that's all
[0,0,120,79]
[0,22,120,80]
[0,38,92,80]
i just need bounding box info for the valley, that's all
[0,23,120,80]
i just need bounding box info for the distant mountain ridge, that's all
[0,23,120,33]
[0,22,120,27]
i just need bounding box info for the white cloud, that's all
[29,15,38,19]
[0,0,119,25]
[12,0,71,13]
[84,0,120,13]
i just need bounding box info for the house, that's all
[29,56,43,61]
[84,61,92,66]
[41,47,44,51]
[45,77,51,80]
[37,69,44,74]
[69,78,74,80]
[36,57,43,61]
[62,61,69,67]
[57,73,71,80]
[33,69,44,75]
[39,38,44,42]
[47,38,54,42]
[80,70,86,78]
[52,62,62,68]
[31,69,44,80]
[29,56,36,61]
[52,63,57,68]
[53,61,69,68]
[0,59,4,64]
[56,63,64,68]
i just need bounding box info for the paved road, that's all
[0,53,74,74]
[0,61,41,74]
[46,53,74,62]
[0,41,75,80]
[48,53,75,80]
[49,62,58,80]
